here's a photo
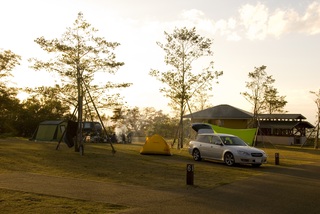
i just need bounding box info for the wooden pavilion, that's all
[257,114,314,145]
[184,104,315,145]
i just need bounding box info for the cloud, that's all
[267,2,320,38]
[177,9,241,41]
[215,18,242,41]
[178,9,216,34]
[178,2,320,41]
[267,9,296,38]
[238,1,320,40]
[180,9,205,20]
[300,1,320,35]
[239,2,269,40]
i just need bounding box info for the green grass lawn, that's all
[1,138,319,213]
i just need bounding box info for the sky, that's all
[1,0,320,124]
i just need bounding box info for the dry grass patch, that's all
[0,138,265,189]
[0,188,127,214]
[258,144,320,166]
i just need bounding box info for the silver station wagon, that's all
[188,127,267,167]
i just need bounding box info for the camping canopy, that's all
[140,134,172,156]
[211,125,257,146]
[31,120,67,142]
[191,123,257,146]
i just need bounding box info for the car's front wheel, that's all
[192,149,202,161]
[224,152,235,166]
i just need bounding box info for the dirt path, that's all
[0,172,202,213]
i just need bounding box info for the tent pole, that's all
[301,123,317,148]
[82,78,116,154]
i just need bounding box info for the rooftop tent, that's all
[140,134,172,156]
[31,120,67,142]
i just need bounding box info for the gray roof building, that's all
[184,104,253,120]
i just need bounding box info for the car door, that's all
[196,135,212,158]
[207,135,225,160]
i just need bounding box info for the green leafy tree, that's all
[111,107,153,137]
[310,89,320,149]
[110,107,126,131]
[150,27,222,148]
[0,86,21,135]
[29,12,130,151]
[113,107,179,139]
[0,49,21,136]
[242,66,273,122]
[264,86,287,114]
[190,88,214,112]
[17,89,70,137]
[151,112,179,139]
[241,65,287,126]
[138,107,178,138]
[124,107,143,136]
[0,49,21,79]
[30,12,130,110]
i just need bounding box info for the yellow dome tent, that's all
[140,134,172,156]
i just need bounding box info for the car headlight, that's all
[260,150,267,156]
[237,150,250,156]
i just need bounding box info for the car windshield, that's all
[219,136,248,146]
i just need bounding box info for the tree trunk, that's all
[75,73,83,153]
[179,98,185,149]
[179,117,184,149]
[315,122,319,149]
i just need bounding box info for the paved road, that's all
[1,162,320,213]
